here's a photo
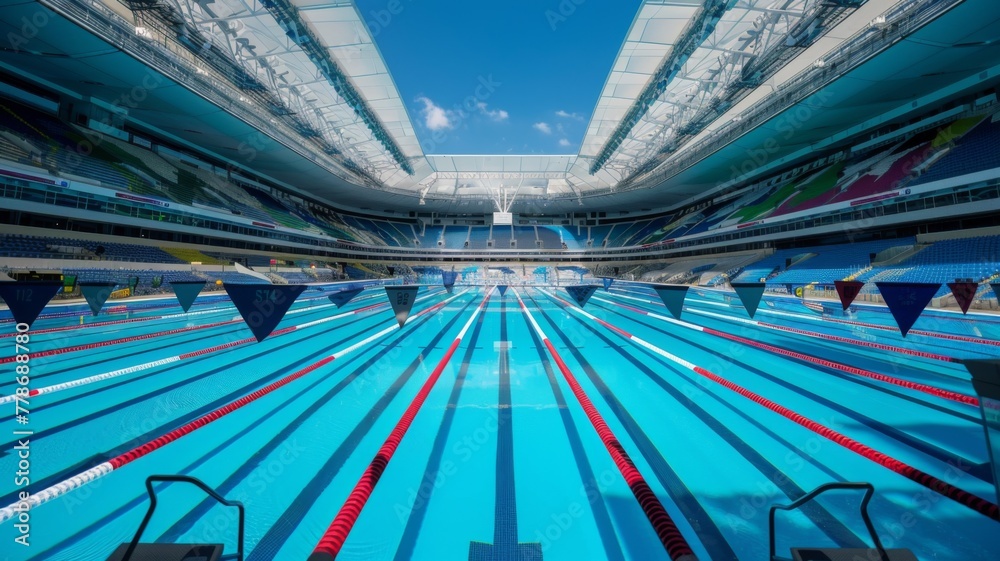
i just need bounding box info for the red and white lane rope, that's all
[591,296,978,407]
[549,291,999,522]
[310,288,493,560]
[0,289,467,524]
[0,292,426,407]
[611,289,959,363]
[514,289,697,561]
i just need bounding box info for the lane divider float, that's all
[608,289,958,362]
[550,291,1000,522]
[514,288,698,561]
[0,292,387,364]
[310,288,493,560]
[0,289,468,523]
[618,286,998,347]
[592,296,978,407]
[0,291,436,406]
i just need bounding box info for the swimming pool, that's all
[1,282,998,560]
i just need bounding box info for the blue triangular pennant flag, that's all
[947,282,978,315]
[385,285,419,328]
[651,284,689,319]
[442,270,458,292]
[876,282,940,337]
[834,280,865,311]
[0,281,63,328]
[328,288,364,308]
[602,277,614,291]
[170,281,206,313]
[730,282,767,318]
[565,285,598,308]
[224,284,306,342]
[79,282,118,316]
[497,285,508,297]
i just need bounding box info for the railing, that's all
[769,482,889,561]
[4,168,1000,263]
[119,474,244,561]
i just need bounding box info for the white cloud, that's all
[416,96,453,131]
[558,138,571,147]
[533,122,552,135]
[556,110,583,120]
[476,102,509,122]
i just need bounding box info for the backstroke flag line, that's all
[947,281,978,315]
[0,281,63,327]
[566,285,598,308]
[328,288,364,308]
[170,280,207,313]
[225,284,307,342]
[834,280,865,311]
[730,282,766,319]
[876,282,940,337]
[651,284,689,320]
[79,282,118,316]
[385,285,419,328]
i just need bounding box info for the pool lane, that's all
[9,288,473,560]
[2,283,998,561]
[0,290,449,494]
[587,291,989,469]
[532,286,998,560]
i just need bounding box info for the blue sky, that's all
[354,0,643,155]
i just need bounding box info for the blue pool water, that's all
[0,283,998,560]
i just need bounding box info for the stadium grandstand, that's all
[1,0,999,560]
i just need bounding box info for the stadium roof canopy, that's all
[3,0,1000,214]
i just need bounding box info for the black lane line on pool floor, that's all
[0,304,366,465]
[245,294,480,561]
[612,288,968,384]
[519,296,627,561]
[469,297,543,560]
[601,290,982,417]
[526,291,740,560]
[612,286,979,360]
[533,289,867,556]
[20,298,390,415]
[41,291,474,558]
[588,298,993,483]
[0,324,246,387]
[3,295,376,409]
[0,323,366,491]
[391,297,488,561]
